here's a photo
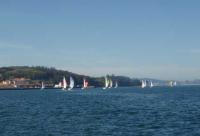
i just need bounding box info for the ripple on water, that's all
[0,86,200,136]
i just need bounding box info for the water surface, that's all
[0,86,200,136]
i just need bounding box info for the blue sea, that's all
[0,86,200,136]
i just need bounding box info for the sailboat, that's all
[141,80,147,88]
[169,81,174,87]
[41,82,45,90]
[114,81,118,88]
[68,76,75,91]
[82,78,88,90]
[62,77,67,90]
[173,81,177,86]
[169,81,177,87]
[103,77,109,90]
[108,79,113,88]
[150,81,154,88]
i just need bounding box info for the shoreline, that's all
[0,87,57,90]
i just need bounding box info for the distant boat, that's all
[108,79,113,88]
[62,77,67,90]
[41,82,45,90]
[103,77,109,90]
[169,81,176,87]
[114,81,118,88]
[68,76,75,91]
[169,81,177,87]
[141,80,147,88]
[169,81,173,87]
[173,81,177,86]
[54,82,62,88]
[82,78,88,90]
[150,81,154,88]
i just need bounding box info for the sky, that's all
[0,0,200,80]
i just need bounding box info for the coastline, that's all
[0,87,57,90]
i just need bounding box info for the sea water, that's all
[0,86,200,136]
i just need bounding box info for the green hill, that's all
[0,66,141,87]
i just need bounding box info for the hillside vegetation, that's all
[0,66,141,87]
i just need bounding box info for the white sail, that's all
[173,81,177,86]
[68,76,74,90]
[41,82,45,90]
[169,81,176,87]
[62,77,67,90]
[169,81,173,87]
[141,80,144,88]
[59,82,62,88]
[82,78,88,90]
[114,81,118,88]
[103,77,109,90]
[141,80,147,88]
[109,79,113,88]
[150,81,154,88]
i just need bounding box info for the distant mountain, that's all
[139,78,167,83]
[180,79,200,85]
[0,66,141,87]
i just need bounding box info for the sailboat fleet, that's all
[41,72,179,91]
[141,80,154,88]
[58,75,119,91]
[103,76,118,90]
[41,76,177,91]
[140,79,178,88]
[61,76,75,91]
[56,76,90,91]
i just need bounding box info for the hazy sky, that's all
[0,0,200,80]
